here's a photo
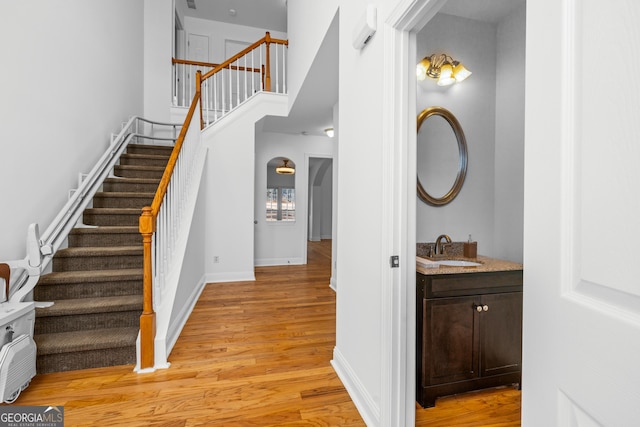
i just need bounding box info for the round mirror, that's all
[416,106,468,206]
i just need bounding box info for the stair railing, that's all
[0,118,180,306]
[172,32,288,123]
[172,58,266,108]
[139,78,203,370]
[200,32,287,127]
[139,32,288,370]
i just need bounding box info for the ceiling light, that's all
[416,53,471,86]
[276,159,295,175]
[324,128,334,138]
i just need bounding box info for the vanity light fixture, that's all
[276,159,295,175]
[416,53,471,86]
[324,128,334,138]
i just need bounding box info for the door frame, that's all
[383,0,449,425]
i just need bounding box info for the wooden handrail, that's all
[172,57,262,74]
[138,72,202,370]
[172,58,219,68]
[201,32,288,82]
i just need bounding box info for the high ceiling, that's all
[175,0,524,136]
[177,0,288,32]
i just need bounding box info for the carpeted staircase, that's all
[33,144,172,373]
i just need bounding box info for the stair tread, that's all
[36,294,143,317]
[35,327,139,354]
[115,165,166,171]
[121,153,171,160]
[83,207,142,213]
[94,191,155,197]
[55,246,142,257]
[69,226,139,235]
[104,177,161,183]
[38,268,143,284]
[128,143,173,149]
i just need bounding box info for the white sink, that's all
[438,260,481,267]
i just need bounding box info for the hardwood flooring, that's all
[13,240,520,426]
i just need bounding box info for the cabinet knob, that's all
[475,305,483,312]
[483,305,489,312]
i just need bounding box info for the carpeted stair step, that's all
[53,246,142,272]
[92,191,155,208]
[83,207,141,226]
[35,295,143,334]
[68,226,141,247]
[126,144,174,157]
[119,153,171,167]
[103,177,161,193]
[34,327,138,373]
[35,269,142,300]
[114,164,165,179]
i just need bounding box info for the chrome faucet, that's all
[434,234,452,256]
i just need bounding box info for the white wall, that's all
[332,0,393,422]
[144,0,173,122]
[287,0,339,108]
[0,0,144,261]
[494,4,526,262]
[254,133,333,265]
[320,162,334,239]
[182,17,287,64]
[201,93,288,283]
[415,13,498,255]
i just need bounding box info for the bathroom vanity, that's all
[416,256,523,408]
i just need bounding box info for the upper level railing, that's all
[139,32,288,369]
[172,32,288,126]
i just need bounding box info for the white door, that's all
[523,1,640,425]
[225,39,251,109]
[187,33,209,100]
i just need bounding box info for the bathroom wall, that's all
[416,8,525,262]
[494,4,526,262]
[416,13,498,254]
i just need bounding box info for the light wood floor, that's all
[13,240,520,426]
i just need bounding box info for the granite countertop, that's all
[416,255,523,276]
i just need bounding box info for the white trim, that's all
[204,272,256,283]
[331,347,380,426]
[254,257,304,267]
[381,0,443,424]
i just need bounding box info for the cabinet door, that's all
[479,292,522,377]
[423,296,479,385]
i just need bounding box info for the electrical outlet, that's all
[213,256,219,263]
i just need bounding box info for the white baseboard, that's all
[254,257,304,267]
[331,346,380,426]
[203,271,256,283]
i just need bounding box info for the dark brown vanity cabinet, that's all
[416,270,523,408]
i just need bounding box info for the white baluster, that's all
[282,45,287,94]
[244,54,248,102]
[228,67,233,110]
[275,44,279,93]
[260,45,264,91]
[251,49,255,95]
[214,74,218,121]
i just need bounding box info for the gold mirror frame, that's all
[416,106,468,206]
